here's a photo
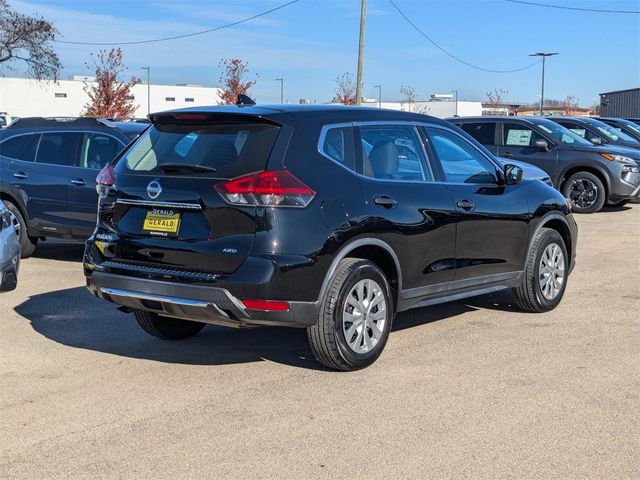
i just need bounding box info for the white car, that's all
[0,200,20,291]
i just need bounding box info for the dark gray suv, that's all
[448,116,640,212]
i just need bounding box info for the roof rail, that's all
[8,117,117,129]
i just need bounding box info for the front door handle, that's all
[373,195,397,209]
[456,199,476,211]
[70,178,86,186]
[13,171,28,179]
[501,152,514,157]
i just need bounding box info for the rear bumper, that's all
[87,271,319,328]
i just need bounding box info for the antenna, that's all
[236,94,256,106]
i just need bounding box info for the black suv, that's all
[548,116,640,150]
[85,105,577,370]
[449,116,640,212]
[0,117,148,256]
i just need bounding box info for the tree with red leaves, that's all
[217,58,257,105]
[83,48,139,118]
[562,95,579,116]
[333,72,357,105]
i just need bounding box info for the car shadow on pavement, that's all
[15,286,519,370]
[32,241,85,262]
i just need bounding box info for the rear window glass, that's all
[0,134,39,161]
[460,122,496,146]
[118,123,280,177]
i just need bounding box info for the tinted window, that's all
[426,128,497,184]
[79,133,124,169]
[503,123,544,147]
[358,125,432,181]
[556,121,587,138]
[36,132,82,166]
[0,134,39,161]
[460,122,496,146]
[320,126,355,171]
[119,123,280,178]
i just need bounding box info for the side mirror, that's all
[504,164,524,185]
[534,138,549,151]
[590,137,603,145]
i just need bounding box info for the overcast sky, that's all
[8,0,640,105]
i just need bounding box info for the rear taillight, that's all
[96,164,116,196]
[215,170,315,207]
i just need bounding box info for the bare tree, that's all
[333,72,357,105]
[0,0,61,80]
[400,85,416,112]
[485,88,508,115]
[561,95,579,115]
[83,48,139,118]
[218,59,257,105]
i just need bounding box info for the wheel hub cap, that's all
[538,243,565,300]
[342,279,387,354]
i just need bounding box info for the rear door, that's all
[108,118,282,274]
[69,131,126,236]
[424,125,530,282]
[458,121,500,155]
[498,122,559,180]
[355,123,457,296]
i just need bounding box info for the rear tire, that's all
[4,201,37,258]
[307,258,393,371]
[514,228,568,313]
[134,311,206,340]
[562,172,606,213]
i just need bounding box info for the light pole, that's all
[141,66,150,116]
[355,0,367,106]
[374,85,381,108]
[529,52,558,116]
[275,78,284,103]
[452,90,458,116]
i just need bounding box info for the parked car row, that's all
[448,116,640,213]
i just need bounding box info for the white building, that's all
[358,98,482,118]
[0,76,222,118]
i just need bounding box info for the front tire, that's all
[4,201,37,258]
[134,311,206,340]
[307,258,393,371]
[514,228,568,313]
[562,172,606,213]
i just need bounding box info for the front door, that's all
[497,122,559,183]
[355,123,457,298]
[424,125,530,283]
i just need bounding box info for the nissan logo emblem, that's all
[146,180,162,199]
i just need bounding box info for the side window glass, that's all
[426,128,497,184]
[320,126,355,171]
[80,133,124,169]
[460,122,496,146]
[561,123,587,138]
[36,132,83,166]
[0,134,39,161]
[358,125,432,181]
[503,123,543,147]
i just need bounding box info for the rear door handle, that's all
[456,199,476,211]
[13,171,28,179]
[373,195,397,209]
[501,152,514,157]
[70,178,86,186]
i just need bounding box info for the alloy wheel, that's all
[538,243,565,300]
[567,178,598,209]
[8,210,20,239]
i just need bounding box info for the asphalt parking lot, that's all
[1,205,639,479]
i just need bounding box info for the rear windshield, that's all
[117,123,280,177]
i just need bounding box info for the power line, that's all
[505,0,639,14]
[388,0,541,74]
[56,0,300,46]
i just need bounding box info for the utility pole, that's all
[374,85,381,108]
[529,52,558,116]
[355,0,367,106]
[276,78,284,104]
[452,90,458,116]
[141,66,150,116]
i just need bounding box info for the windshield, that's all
[585,119,639,144]
[606,119,640,136]
[117,122,280,178]
[533,120,592,146]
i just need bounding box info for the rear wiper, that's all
[158,163,217,173]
